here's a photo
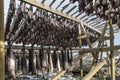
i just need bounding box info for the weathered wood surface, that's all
[0,0,4,79]
[51,70,66,80]
[5,45,120,53]
[6,44,16,79]
[109,20,115,80]
[82,58,108,80]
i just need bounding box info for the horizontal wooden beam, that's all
[20,0,102,34]
[97,36,111,41]
[5,45,120,52]
[77,35,87,39]
[79,45,120,54]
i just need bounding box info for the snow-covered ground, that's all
[16,72,80,80]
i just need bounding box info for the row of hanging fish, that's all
[70,0,120,27]
[5,44,74,79]
[5,0,100,48]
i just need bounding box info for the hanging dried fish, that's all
[21,44,27,74]
[36,53,41,70]
[5,0,16,40]
[47,50,54,72]
[29,45,37,75]
[61,50,69,70]
[6,42,16,79]
[56,50,61,71]
[39,46,47,71]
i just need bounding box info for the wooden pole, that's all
[5,45,120,53]
[78,23,83,77]
[80,22,106,79]
[95,21,108,64]
[82,58,108,80]
[80,58,83,77]
[0,0,5,79]
[104,41,111,76]
[80,22,95,70]
[109,20,115,80]
[51,70,66,80]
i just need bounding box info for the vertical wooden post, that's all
[100,41,104,61]
[80,22,95,68]
[109,20,115,80]
[104,41,111,76]
[0,0,5,79]
[107,58,111,76]
[96,21,108,64]
[80,58,83,77]
[78,23,83,77]
[104,41,110,76]
[81,21,108,79]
